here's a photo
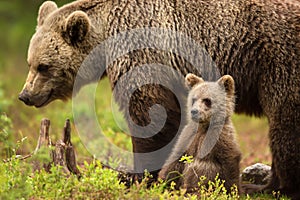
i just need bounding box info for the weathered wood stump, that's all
[34,118,81,176]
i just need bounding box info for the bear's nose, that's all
[18,90,32,105]
[191,109,198,116]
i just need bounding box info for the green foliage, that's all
[28,160,125,199]
[0,83,15,158]
[0,114,14,158]
[73,160,125,199]
[0,152,289,199]
[196,175,240,200]
[0,151,32,199]
[179,154,194,164]
[29,166,77,199]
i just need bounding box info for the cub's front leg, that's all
[159,160,185,188]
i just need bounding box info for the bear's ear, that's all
[63,11,90,46]
[217,75,235,96]
[38,1,58,27]
[185,73,204,89]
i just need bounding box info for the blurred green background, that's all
[0,0,270,168]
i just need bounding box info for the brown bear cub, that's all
[159,73,242,193]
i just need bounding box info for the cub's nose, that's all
[191,109,199,116]
[18,90,32,105]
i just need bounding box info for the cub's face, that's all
[185,73,235,124]
[19,1,93,107]
[188,84,214,123]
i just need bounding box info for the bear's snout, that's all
[191,109,198,116]
[18,89,34,106]
[191,109,200,121]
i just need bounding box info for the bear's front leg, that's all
[266,103,300,199]
[125,84,184,178]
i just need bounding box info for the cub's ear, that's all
[217,75,235,96]
[185,73,204,89]
[63,11,90,46]
[38,1,58,27]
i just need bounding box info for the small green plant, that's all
[179,154,194,164]
[29,165,78,199]
[201,175,236,199]
[28,159,126,199]
[0,138,32,200]
[0,114,14,158]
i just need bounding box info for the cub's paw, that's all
[158,167,168,180]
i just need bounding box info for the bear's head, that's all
[19,1,98,107]
[185,73,235,124]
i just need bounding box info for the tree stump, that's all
[35,118,51,154]
[34,118,81,176]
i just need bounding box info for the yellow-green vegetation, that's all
[0,141,241,200]
[0,146,288,199]
[179,154,194,164]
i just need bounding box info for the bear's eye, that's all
[37,64,49,73]
[202,98,212,108]
[192,97,197,105]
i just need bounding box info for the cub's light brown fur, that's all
[159,74,241,192]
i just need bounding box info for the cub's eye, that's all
[202,98,212,108]
[192,97,197,105]
[37,64,49,73]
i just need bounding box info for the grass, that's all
[0,151,288,199]
[232,115,270,168]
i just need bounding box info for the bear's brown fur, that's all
[19,1,300,198]
[158,74,241,193]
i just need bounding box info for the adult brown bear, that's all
[18,0,299,198]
